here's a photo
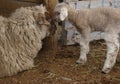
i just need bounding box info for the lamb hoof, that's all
[76,59,86,65]
[102,68,111,74]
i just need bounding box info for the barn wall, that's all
[0,0,38,16]
[0,0,58,17]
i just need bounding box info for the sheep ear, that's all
[60,7,68,21]
[40,4,43,7]
[40,4,45,9]
[65,2,69,5]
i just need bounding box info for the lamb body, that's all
[0,5,50,77]
[54,3,120,73]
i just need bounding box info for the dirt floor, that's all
[0,39,120,84]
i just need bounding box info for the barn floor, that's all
[0,40,120,84]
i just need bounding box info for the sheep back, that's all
[0,6,46,77]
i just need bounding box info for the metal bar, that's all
[101,0,104,7]
[88,0,91,8]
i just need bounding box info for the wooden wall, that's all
[0,0,37,16]
[0,0,58,17]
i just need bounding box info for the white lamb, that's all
[54,2,120,73]
[0,5,51,77]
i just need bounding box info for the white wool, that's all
[54,3,120,73]
[0,5,50,77]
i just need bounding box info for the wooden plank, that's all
[17,0,42,3]
[0,0,58,17]
[0,0,37,16]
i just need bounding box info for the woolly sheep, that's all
[54,2,120,73]
[0,5,51,77]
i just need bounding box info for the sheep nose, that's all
[53,17,58,22]
[71,36,75,41]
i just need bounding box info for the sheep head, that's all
[35,13,51,38]
[30,5,51,39]
[32,5,57,37]
[54,3,68,22]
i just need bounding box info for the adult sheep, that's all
[0,5,51,77]
[54,2,120,73]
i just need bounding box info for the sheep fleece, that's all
[0,6,47,77]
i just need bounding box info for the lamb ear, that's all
[60,7,68,21]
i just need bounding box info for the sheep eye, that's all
[55,12,60,15]
[75,33,78,35]
[57,12,60,15]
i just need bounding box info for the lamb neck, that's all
[67,7,78,25]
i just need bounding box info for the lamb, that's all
[0,5,51,77]
[54,2,120,73]
[72,32,120,62]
